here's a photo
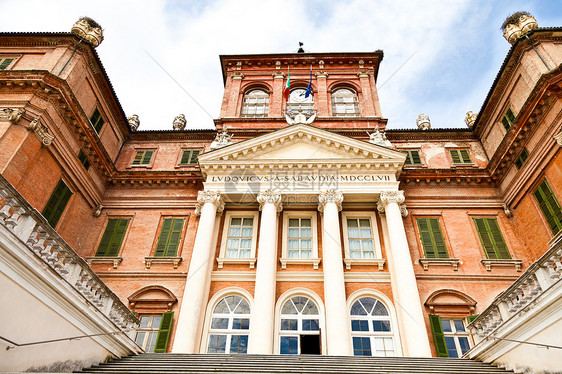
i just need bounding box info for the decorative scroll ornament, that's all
[0,108,24,124]
[210,128,233,150]
[367,127,392,147]
[93,204,103,217]
[399,204,408,217]
[195,190,225,216]
[502,204,513,218]
[257,190,283,212]
[378,190,406,209]
[318,190,343,212]
[283,109,317,126]
[127,114,140,131]
[416,113,431,130]
[465,111,477,129]
[554,131,562,147]
[27,118,55,146]
[173,114,186,131]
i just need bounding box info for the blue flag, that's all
[305,66,312,98]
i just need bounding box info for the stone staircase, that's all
[77,353,514,373]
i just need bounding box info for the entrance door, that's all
[300,334,321,354]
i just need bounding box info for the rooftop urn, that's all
[173,114,186,131]
[502,12,538,44]
[127,114,140,131]
[465,111,477,129]
[70,17,104,47]
[416,113,431,130]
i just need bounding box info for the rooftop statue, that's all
[210,128,233,150]
[173,114,186,131]
[367,127,392,147]
[283,109,317,125]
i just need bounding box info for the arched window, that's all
[331,88,359,116]
[279,296,320,354]
[207,295,250,354]
[287,87,314,115]
[241,89,269,118]
[350,297,395,356]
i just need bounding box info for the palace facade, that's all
[0,15,561,371]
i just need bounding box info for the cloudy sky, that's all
[1,0,560,130]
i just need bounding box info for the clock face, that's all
[289,88,313,103]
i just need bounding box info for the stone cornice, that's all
[400,168,494,186]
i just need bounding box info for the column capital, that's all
[378,190,405,207]
[257,190,283,212]
[318,190,343,212]
[195,190,225,216]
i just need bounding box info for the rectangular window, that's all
[179,150,200,165]
[416,218,449,258]
[89,107,105,134]
[154,218,185,257]
[225,217,254,258]
[0,58,15,70]
[473,218,511,259]
[402,150,422,165]
[346,218,375,259]
[449,149,472,165]
[132,150,154,166]
[353,337,372,356]
[533,180,562,235]
[515,148,529,170]
[502,107,516,131]
[287,218,313,259]
[135,315,162,353]
[441,319,471,358]
[78,149,90,170]
[42,179,73,228]
[280,336,298,355]
[95,218,130,257]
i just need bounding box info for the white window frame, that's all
[217,211,259,269]
[280,211,320,270]
[341,212,385,270]
[134,315,162,353]
[278,296,321,355]
[204,294,251,354]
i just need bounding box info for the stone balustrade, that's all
[0,174,138,335]
[468,232,562,341]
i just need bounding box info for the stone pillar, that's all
[172,191,224,353]
[248,190,283,353]
[318,190,352,356]
[377,191,431,357]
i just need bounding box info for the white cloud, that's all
[0,0,558,130]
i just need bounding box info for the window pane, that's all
[146,332,158,353]
[232,318,250,330]
[280,336,298,354]
[347,219,358,228]
[372,320,391,332]
[288,219,299,227]
[301,219,311,227]
[135,332,146,346]
[288,229,299,238]
[229,227,241,237]
[139,316,150,328]
[300,239,312,249]
[211,318,229,330]
[239,249,251,258]
[300,228,312,238]
[458,337,470,355]
[281,319,298,330]
[348,228,360,238]
[360,229,372,239]
[230,335,248,354]
[353,337,371,356]
[241,227,252,237]
[441,319,452,332]
[302,319,319,331]
[301,250,312,258]
[240,239,252,249]
[207,335,227,353]
[454,320,465,332]
[351,320,369,332]
[445,337,458,358]
[226,249,239,258]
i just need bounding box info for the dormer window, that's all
[241,89,269,118]
[332,88,359,117]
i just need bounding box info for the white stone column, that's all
[248,190,282,354]
[377,191,431,357]
[172,191,224,353]
[318,190,352,356]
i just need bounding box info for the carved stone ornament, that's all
[210,128,233,150]
[257,190,283,212]
[503,23,522,44]
[503,204,513,218]
[173,114,186,131]
[399,204,408,217]
[465,111,477,128]
[283,109,317,126]
[378,190,406,209]
[93,204,103,217]
[127,114,140,131]
[554,131,562,147]
[0,108,24,124]
[367,127,392,147]
[318,190,343,212]
[416,113,431,130]
[27,118,55,146]
[71,17,104,47]
[518,14,538,34]
[195,190,225,216]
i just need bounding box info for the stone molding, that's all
[0,107,24,124]
[195,190,225,216]
[231,72,244,80]
[317,190,343,212]
[257,190,283,212]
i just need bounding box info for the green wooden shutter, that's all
[132,151,144,165]
[90,108,105,133]
[155,218,184,256]
[474,218,496,258]
[506,108,516,123]
[154,311,174,353]
[474,218,510,259]
[166,218,185,256]
[96,218,130,257]
[460,150,471,163]
[429,314,448,357]
[154,218,173,256]
[417,218,448,259]
[515,148,528,169]
[466,314,479,324]
[78,150,90,170]
[486,218,510,259]
[411,150,421,165]
[189,150,200,164]
[0,58,14,70]
[180,151,191,164]
[450,150,461,164]
[534,180,562,235]
[42,179,73,228]
[141,150,154,164]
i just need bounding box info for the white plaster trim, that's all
[419,258,460,271]
[273,287,326,355]
[211,271,256,282]
[216,257,256,269]
[198,287,254,354]
[346,289,404,357]
[480,258,523,272]
[343,272,391,282]
[341,211,383,269]
[279,257,321,270]
[208,271,391,283]
[218,211,259,263]
[281,211,319,263]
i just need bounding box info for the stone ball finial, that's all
[173,114,186,131]
[501,12,538,44]
[127,114,140,131]
[465,111,477,128]
[416,113,431,130]
[71,17,104,47]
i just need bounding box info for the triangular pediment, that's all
[198,124,406,177]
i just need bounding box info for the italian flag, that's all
[283,66,290,101]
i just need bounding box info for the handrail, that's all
[1,330,135,350]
